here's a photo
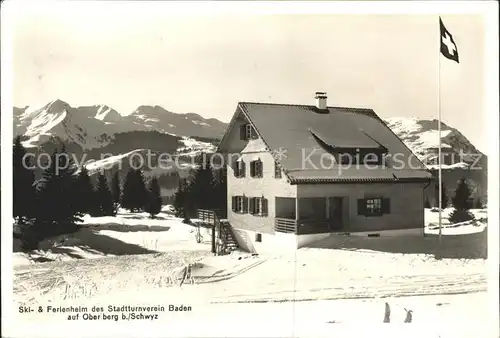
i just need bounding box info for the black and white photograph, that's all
[1,1,499,337]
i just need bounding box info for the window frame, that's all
[245,124,256,140]
[357,197,389,217]
[365,198,382,216]
[234,160,245,178]
[250,159,263,178]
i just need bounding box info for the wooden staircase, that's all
[197,209,239,255]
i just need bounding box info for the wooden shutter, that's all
[382,198,391,214]
[240,125,247,140]
[249,161,255,177]
[231,196,237,212]
[262,198,268,216]
[357,199,366,216]
[258,160,263,177]
[243,196,248,213]
[233,160,238,177]
[240,161,246,177]
[249,197,255,215]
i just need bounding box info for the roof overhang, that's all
[289,176,433,185]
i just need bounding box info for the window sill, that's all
[363,212,384,217]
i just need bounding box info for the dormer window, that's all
[240,123,256,140]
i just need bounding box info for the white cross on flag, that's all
[440,17,459,63]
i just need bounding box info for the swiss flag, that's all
[440,17,459,63]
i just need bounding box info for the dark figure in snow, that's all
[404,308,413,323]
[383,302,391,323]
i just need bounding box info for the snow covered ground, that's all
[9,207,490,338]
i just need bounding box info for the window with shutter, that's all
[245,124,254,140]
[256,160,263,177]
[250,160,263,178]
[231,196,237,212]
[233,196,245,213]
[359,197,383,216]
[235,161,245,178]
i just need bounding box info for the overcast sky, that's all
[11,3,487,151]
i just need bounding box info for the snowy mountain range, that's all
[12,100,487,202]
[385,117,486,169]
[13,99,226,150]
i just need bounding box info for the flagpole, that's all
[437,17,443,246]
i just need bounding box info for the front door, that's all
[328,197,343,232]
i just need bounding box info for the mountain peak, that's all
[45,99,71,112]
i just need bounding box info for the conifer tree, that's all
[13,136,38,250]
[13,136,36,224]
[75,166,94,215]
[95,172,114,216]
[449,178,474,223]
[188,154,217,211]
[121,168,147,212]
[145,177,162,218]
[35,146,82,237]
[173,178,191,220]
[110,171,121,215]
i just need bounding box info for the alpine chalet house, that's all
[216,92,433,253]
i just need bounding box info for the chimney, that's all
[315,92,327,110]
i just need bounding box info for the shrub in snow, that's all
[449,178,474,224]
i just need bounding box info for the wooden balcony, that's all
[275,218,332,235]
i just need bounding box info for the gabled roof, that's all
[218,102,432,184]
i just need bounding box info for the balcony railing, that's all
[275,218,297,233]
[274,218,333,235]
